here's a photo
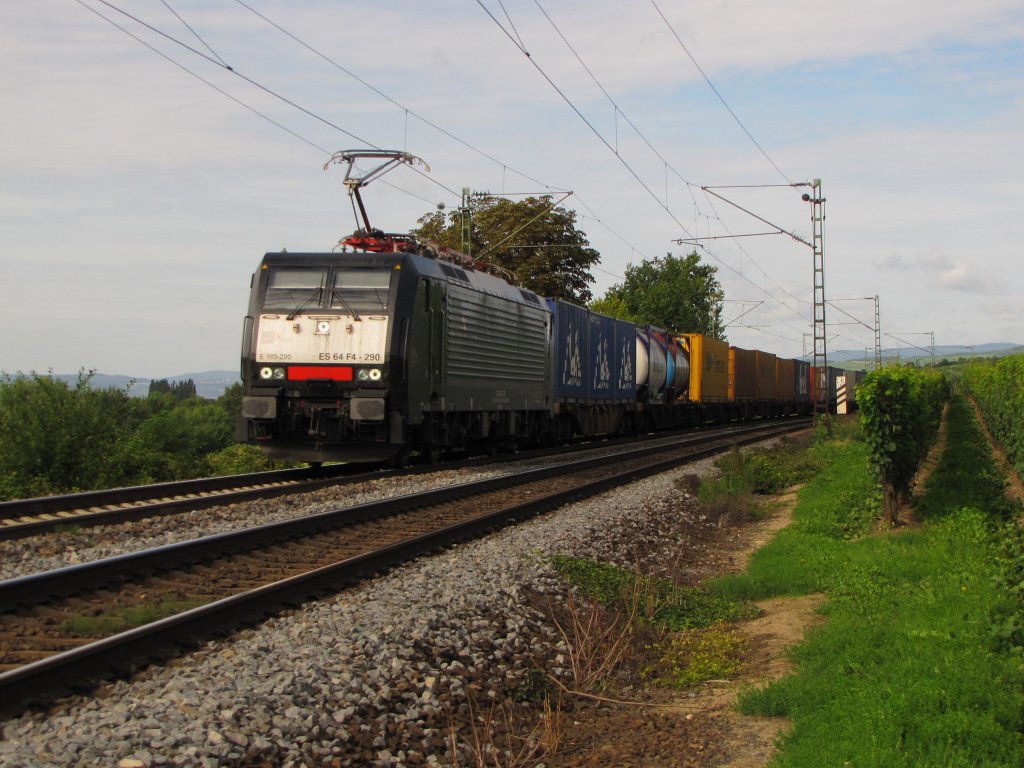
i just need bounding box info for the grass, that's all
[550,555,756,631]
[63,598,207,636]
[549,554,758,691]
[712,395,1024,767]
[644,623,748,689]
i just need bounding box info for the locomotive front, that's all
[240,251,406,462]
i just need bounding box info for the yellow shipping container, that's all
[679,333,729,402]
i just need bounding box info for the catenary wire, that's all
[649,0,792,185]
[483,0,812,339]
[528,0,809,329]
[158,0,230,69]
[229,0,653,270]
[83,0,813,346]
[84,0,463,201]
[74,1,458,219]
[229,0,566,196]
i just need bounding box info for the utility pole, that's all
[802,180,828,412]
[460,187,472,257]
[874,295,882,369]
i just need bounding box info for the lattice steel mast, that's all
[803,180,828,411]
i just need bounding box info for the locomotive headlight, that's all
[368,368,382,381]
[260,366,286,380]
[356,368,383,382]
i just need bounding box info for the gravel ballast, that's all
[0,452,726,767]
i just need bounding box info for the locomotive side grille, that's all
[445,285,548,382]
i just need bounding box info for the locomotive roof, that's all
[258,250,547,310]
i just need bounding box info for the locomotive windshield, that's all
[263,267,327,311]
[330,267,392,316]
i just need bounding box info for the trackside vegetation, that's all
[0,372,278,500]
[714,396,1024,767]
[858,366,949,524]
[962,354,1024,479]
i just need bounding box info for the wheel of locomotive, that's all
[424,441,443,464]
[391,447,411,470]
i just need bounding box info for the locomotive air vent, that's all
[439,263,472,285]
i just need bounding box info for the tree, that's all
[0,371,144,498]
[148,378,197,400]
[414,195,600,304]
[592,251,725,336]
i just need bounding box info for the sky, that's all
[2,0,1022,378]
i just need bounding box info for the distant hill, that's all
[38,370,240,399]
[829,343,1023,365]
[12,342,1023,398]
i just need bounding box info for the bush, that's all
[0,372,247,498]
[858,366,949,523]
[962,355,1024,479]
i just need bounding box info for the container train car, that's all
[240,233,819,465]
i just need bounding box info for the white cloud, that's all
[1,0,1022,373]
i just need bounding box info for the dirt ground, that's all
[536,484,824,768]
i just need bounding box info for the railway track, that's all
[0,428,726,541]
[0,418,808,715]
[0,464,374,540]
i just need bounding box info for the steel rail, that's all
[0,464,366,539]
[0,424,742,539]
[0,418,809,714]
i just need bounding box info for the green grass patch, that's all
[711,437,881,603]
[63,598,207,636]
[685,428,851,528]
[644,623,749,688]
[550,555,756,631]
[716,397,1024,767]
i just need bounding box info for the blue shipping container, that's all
[547,299,588,401]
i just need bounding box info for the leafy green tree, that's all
[121,398,235,483]
[148,378,197,400]
[591,251,725,336]
[414,195,600,303]
[0,372,144,498]
[217,382,243,427]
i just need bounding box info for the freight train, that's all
[239,150,863,465]
[239,233,864,465]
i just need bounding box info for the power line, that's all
[229,0,567,197]
[486,0,813,342]
[81,0,815,340]
[475,0,819,330]
[649,0,792,184]
[74,0,330,156]
[75,0,460,218]
[473,0,696,239]
[88,0,374,145]
[158,0,230,69]
[84,0,465,202]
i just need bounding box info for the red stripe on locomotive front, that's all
[287,366,354,381]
